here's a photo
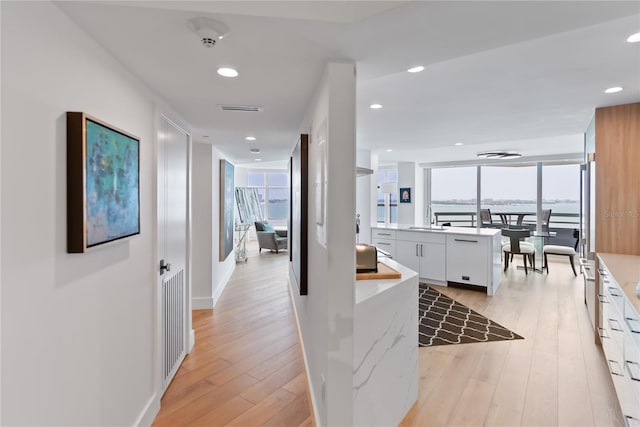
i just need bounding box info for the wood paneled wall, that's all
[595,102,640,255]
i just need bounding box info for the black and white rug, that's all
[418,283,523,347]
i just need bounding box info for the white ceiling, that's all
[57,1,640,167]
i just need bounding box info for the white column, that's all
[356,149,372,243]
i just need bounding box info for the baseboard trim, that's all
[288,277,322,427]
[212,263,235,307]
[189,328,195,352]
[133,391,160,427]
[192,296,213,309]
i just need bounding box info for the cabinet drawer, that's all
[372,238,396,258]
[396,230,445,244]
[372,229,396,240]
[625,300,640,349]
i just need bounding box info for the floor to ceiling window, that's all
[481,165,537,225]
[247,170,289,223]
[431,166,477,226]
[377,168,398,224]
[542,163,581,229]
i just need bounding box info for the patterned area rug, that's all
[419,283,524,347]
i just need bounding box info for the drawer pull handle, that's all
[608,286,622,297]
[608,359,623,376]
[624,415,640,427]
[598,295,609,304]
[376,242,391,246]
[625,360,640,382]
[608,318,624,332]
[378,233,391,236]
[598,327,609,339]
[625,317,640,334]
[454,238,478,243]
[598,268,608,275]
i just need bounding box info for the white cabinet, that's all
[370,226,502,294]
[395,231,446,283]
[597,255,640,423]
[372,229,396,258]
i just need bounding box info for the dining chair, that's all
[541,209,552,232]
[543,229,579,276]
[502,228,535,274]
[480,208,492,227]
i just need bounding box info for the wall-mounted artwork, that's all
[400,187,411,203]
[220,160,235,261]
[290,134,309,295]
[67,112,140,253]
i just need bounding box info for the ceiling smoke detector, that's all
[250,148,260,153]
[187,17,229,48]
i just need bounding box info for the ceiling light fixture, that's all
[186,17,230,48]
[477,151,522,159]
[407,66,425,73]
[217,67,238,78]
[455,142,464,146]
[604,86,623,94]
[627,32,640,43]
[386,149,393,152]
[245,136,256,141]
[370,103,383,109]
[254,158,262,161]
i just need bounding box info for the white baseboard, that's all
[212,262,235,307]
[133,392,160,427]
[192,296,213,309]
[189,329,195,352]
[288,278,322,427]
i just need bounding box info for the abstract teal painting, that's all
[85,118,140,247]
[67,112,140,252]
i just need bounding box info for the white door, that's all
[157,115,189,393]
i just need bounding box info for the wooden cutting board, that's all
[356,262,402,280]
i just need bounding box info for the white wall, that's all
[192,143,214,308]
[1,2,163,424]
[356,150,372,244]
[191,143,235,309]
[397,162,425,226]
[289,62,356,427]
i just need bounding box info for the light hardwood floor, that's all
[153,243,623,427]
[152,243,313,427]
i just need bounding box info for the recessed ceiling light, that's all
[370,104,383,109]
[217,67,238,77]
[627,32,640,43]
[254,158,262,161]
[245,136,256,141]
[604,86,623,94]
[386,149,393,152]
[455,142,464,146]
[407,66,425,73]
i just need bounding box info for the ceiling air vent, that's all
[220,105,263,112]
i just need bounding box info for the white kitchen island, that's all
[354,258,418,426]
[372,224,503,295]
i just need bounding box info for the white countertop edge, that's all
[355,257,418,305]
[372,224,501,237]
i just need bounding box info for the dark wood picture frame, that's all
[67,112,140,253]
[290,134,309,295]
[220,159,235,261]
[400,187,411,203]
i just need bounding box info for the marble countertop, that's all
[372,224,501,237]
[355,257,418,305]
[598,253,640,315]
